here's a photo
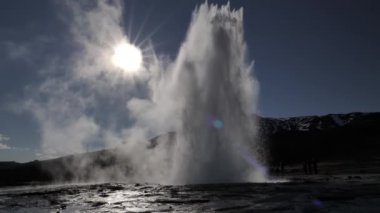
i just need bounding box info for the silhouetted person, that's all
[303,161,308,174]
[275,165,280,176]
[280,161,285,175]
[307,159,314,174]
[270,166,275,175]
[312,158,318,174]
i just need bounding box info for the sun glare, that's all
[112,42,142,73]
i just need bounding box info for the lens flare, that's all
[212,120,224,129]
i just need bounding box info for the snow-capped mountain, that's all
[259,112,380,164]
[259,112,380,134]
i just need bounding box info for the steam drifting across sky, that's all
[19,0,265,184]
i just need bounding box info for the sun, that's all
[111,42,142,73]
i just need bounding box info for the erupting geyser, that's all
[27,1,267,185]
[166,3,266,184]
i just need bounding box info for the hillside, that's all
[1,112,379,186]
[260,112,380,163]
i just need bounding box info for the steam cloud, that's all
[22,0,266,184]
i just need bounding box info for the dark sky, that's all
[0,0,379,161]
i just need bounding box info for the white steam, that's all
[22,0,266,184]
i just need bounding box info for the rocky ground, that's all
[1,174,380,213]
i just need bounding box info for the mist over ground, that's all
[11,0,266,184]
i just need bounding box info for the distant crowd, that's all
[271,159,318,176]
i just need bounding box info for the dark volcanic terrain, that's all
[1,177,380,212]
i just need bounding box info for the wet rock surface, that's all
[1,176,380,212]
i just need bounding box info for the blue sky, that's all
[0,0,379,162]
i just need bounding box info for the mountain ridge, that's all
[1,111,379,186]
